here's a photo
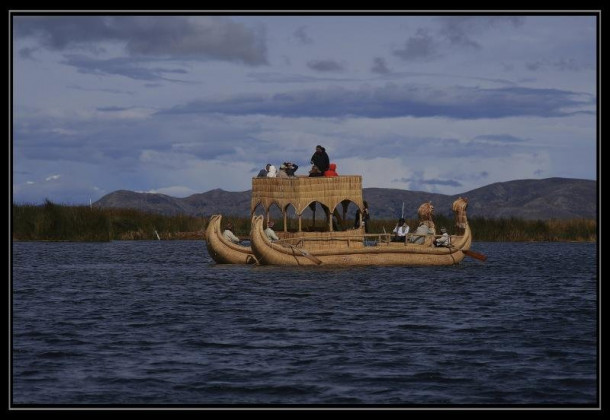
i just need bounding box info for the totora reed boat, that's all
[205,214,257,264]
[205,174,479,266]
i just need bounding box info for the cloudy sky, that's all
[11,12,598,204]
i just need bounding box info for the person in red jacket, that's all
[324,162,338,177]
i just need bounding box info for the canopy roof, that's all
[251,175,363,215]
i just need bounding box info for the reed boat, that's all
[250,210,472,267]
[249,175,474,266]
[206,174,478,266]
[204,214,257,264]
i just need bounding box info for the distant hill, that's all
[94,177,597,220]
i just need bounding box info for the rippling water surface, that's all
[12,240,598,407]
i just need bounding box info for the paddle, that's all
[448,244,487,262]
[462,249,487,262]
[288,244,322,265]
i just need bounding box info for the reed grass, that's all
[12,202,596,242]
[12,201,207,241]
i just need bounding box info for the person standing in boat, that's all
[434,227,451,247]
[354,200,370,233]
[264,221,280,241]
[310,145,330,175]
[392,218,409,242]
[223,222,241,244]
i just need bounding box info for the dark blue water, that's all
[11,241,598,407]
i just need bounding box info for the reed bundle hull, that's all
[250,215,471,267]
[204,214,257,264]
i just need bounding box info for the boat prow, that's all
[204,214,257,264]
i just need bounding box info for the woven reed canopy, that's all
[251,175,364,232]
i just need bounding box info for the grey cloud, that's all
[394,177,463,187]
[293,26,313,45]
[526,58,583,72]
[371,57,390,74]
[526,61,543,71]
[393,29,439,61]
[18,46,38,59]
[159,83,594,120]
[14,16,118,49]
[14,15,268,65]
[248,72,359,83]
[473,134,528,143]
[437,16,525,49]
[394,17,526,61]
[307,59,345,72]
[15,110,265,167]
[60,54,190,82]
[96,106,130,112]
[554,58,581,71]
[67,84,136,95]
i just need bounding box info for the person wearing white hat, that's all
[266,165,277,177]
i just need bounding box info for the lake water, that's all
[11,240,598,408]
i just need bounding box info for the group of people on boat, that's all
[224,215,450,249]
[257,162,299,178]
[247,143,453,248]
[223,220,280,244]
[256,145,340,179]
[390,218,450,247]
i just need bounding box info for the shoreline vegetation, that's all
[12,201,597,243]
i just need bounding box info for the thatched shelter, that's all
[251,175,364,232]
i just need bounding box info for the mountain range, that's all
[93,177,597,220]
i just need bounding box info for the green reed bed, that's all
[12,201,208,242]
[12,202,596,242]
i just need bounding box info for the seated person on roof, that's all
[324,163,338,177]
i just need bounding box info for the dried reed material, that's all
[204,214,257,264]
[250,215,472,266]
[251,175,364,217]
[453,197,469,229]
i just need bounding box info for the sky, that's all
[11,12,598,205]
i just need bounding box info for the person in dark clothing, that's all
[257,164,271,177]
[309,165,323,177]
[354,200,370,233]
[310,145,330,174]
[284,162,299,176]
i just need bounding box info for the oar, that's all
[288,244,322,265]
[462,249,487,262]
[448,244,487,262]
